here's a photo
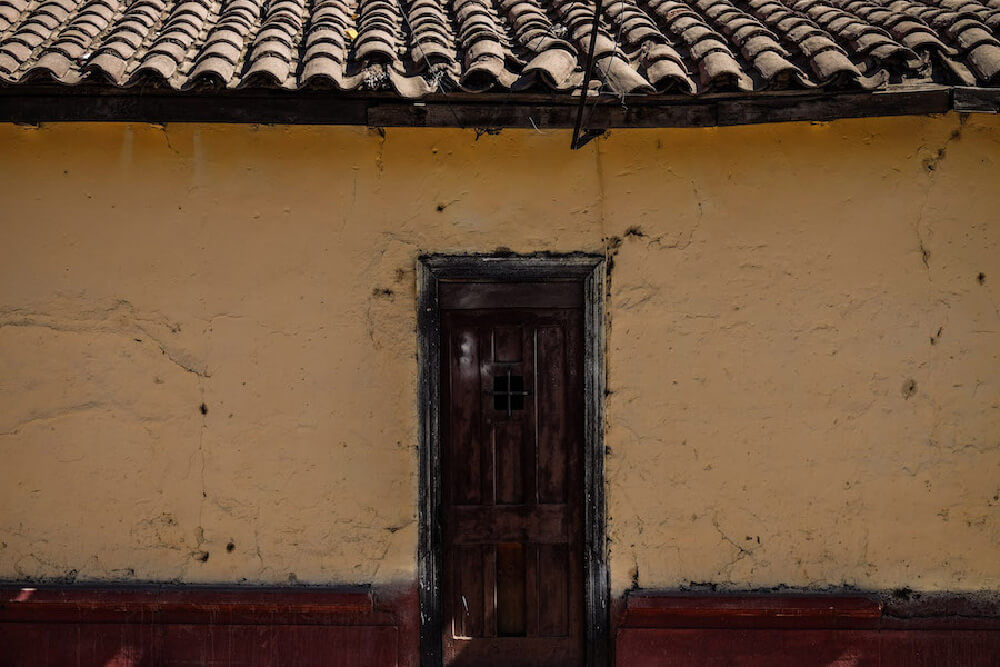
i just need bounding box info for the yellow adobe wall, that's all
[0,115,998,595]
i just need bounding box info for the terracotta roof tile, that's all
[0,0,997,95]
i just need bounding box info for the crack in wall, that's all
[594,137,608,241]
[914,114,968,278]
[2,296,218,580]
[712,515,756,582]
[0,300,211,378]
[1,402,105,436]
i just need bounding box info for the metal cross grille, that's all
[489,369,530,417]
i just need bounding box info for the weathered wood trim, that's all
[620,594,882,629]
[416,253,609,667]
[952,87,1000,113]
[617,591,1000,630]
[0,91,372,125]
[715,87,950,125]
[422,254,603,279]
[0,84,970,129]
[417,259,443,667]
[438,280,584,309]
[0,585,376,625]
[583,257,610,667]
[369,87,952,129]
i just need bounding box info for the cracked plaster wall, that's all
[0,115,998,595]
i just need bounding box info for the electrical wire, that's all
[571,0,606,148]
[571,0,628,148]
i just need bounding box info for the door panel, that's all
[536,325,568,505]
[440,290,584,667]
[538,544,570,637]
[495,421,525,505]
[448,326,483,505]
[497,542,527,637]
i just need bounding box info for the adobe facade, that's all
[1,114,998,663]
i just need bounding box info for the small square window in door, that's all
[491,370,529,415]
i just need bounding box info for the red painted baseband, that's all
[2,586,998,665]
[620,593,882,629]
[1,623,398,667]
[617,593,1000,667]
[0,585,376,624]
[0,584,413,667]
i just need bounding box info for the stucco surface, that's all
[0,115,998,594]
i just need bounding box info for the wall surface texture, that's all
[0,115,998,598]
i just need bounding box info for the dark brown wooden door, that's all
[439,282,585,667]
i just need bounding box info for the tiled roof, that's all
[0,0,998,99]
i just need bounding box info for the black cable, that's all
[571,0,606,149]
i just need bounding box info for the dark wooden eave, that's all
[0,84,997,129]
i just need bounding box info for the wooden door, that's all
[439,282,585,667]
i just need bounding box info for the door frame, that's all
[416,254,608,667]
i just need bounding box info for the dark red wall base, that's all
[3,586,998,665]
[616,594,1000,667]
[2,623,397,666]
[0,585,416,667]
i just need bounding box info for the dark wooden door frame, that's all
[417,254,608,667]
